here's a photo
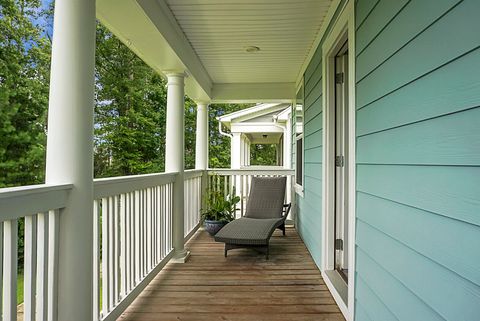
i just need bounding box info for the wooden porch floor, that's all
[118,227,345,321]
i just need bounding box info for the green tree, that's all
[184,98,197,169]
[94,24,167,177]
[208,103,251,168]
[0,0,52,277]
[0,2,276,182]
[94,24,210,176]
[250,144,277,166]
[0,0,51,188]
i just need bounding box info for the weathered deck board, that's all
[117,228,345,321]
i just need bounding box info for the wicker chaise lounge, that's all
[214,176,291,259]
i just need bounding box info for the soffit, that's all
[165,0,333,84]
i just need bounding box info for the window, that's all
[296,137,303,185]
[295,83,304,190]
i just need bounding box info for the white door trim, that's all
[321,1,356,321]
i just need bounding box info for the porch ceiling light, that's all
[245,46,261,53]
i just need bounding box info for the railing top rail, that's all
[207,168,295,176]
[184,169,204,180]
[0,183,73,198]
[94,171,178,199]
[0,183,73,222]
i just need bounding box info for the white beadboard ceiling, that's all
[97,0,336,101]
[165,0,333,84]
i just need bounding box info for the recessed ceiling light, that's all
[245,46,261,53]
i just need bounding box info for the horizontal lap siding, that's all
[355,0,480,320]
[295,0,346,272]
[296,42,324,267]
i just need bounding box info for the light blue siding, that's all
[294,0,348,269]
[295,40,324,267]
[294,1,480,319]
[355,0,480,320]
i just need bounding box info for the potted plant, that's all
[201,187,240,236]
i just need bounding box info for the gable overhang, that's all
[218,103,290,124]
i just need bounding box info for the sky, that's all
[30,0,53,36]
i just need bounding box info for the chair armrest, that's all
[282,203,292,219]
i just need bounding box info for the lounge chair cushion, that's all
[244,176,286,219]
[214,217,284,246]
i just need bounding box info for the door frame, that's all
[321,1,356,320]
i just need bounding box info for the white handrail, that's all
[0,184,72,221]
[94,172,177,199]
[208,168,294,176]
[184,169,204,180]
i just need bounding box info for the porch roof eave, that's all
[95,0,340,104]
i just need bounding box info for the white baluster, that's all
[24,215,37,321]
[36,213,48,321]
[93,200,100,321]
[101,198,110,314]
[48,209,60,321]
[3,220,18,321]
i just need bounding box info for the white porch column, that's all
[45,0,96,320]
[165,72,189,263]
[240,135,245,167]
[195,102,209,170]
[231,132,242,169]
[246,137,249,166]
[275,144,281,166]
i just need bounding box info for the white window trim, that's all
[320,1,356,321]
[294,80,305,197]
[294,133,304,197]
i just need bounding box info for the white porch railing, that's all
[93,172,176,321]
[0,168,291,321]
[0,183,72,321]
[207,168,295,218]
[184,170,203,239]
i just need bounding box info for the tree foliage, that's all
[250,144,277,166]
[208,103,251,168]
[0,1,272,182]
[94,24,167,177]
[0,0,51,188]
[93,24,249,176]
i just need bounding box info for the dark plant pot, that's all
[204,220,227,236]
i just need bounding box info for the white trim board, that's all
[322,270,349,317]
[211,83,295,103]
[218,103,287,123]
[295,0,343,87]
[320,1,356,321]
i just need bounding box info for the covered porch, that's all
[119,228,344,321]
[2,0,478,320]
[4,0,342,320]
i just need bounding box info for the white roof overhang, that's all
[96,0,339,103]
[218,103,289,124]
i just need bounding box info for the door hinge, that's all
[335,72,344,84]
[335,155,344,167]
[335,239,344,251]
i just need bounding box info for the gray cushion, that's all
[244,177,286,219]
[214,217,284,245]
